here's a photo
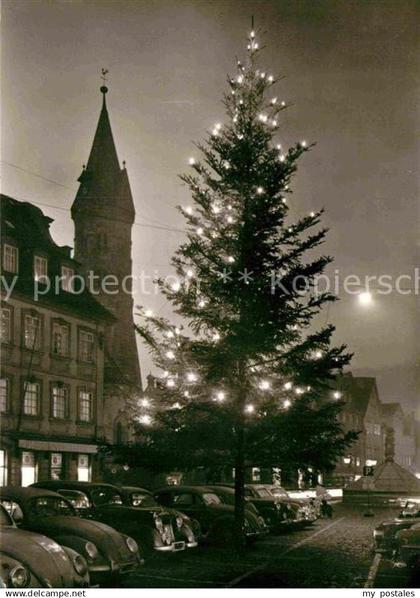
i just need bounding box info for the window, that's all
[79,330,94,362]
[374,424,381,436]
[79,390,92,422]
[173,493,194,506]
[77,454,91,482]
[52,322,69,356]
[24,314,41,350]
[61,266,75,292]
[0,450,7,486]
[50,453,63,480]
[0,379,8,413]
[51,385,68,419]
[1,307,11,343]
[3,244,18,273]
[21,451,37,486]
[23,381,40,416]
[34,255,48,282]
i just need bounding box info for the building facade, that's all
[71,84,142,443]
[331,373,386,486]
[0,195,114,486]
[381,403,416,472]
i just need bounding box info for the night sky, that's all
[2,1,419,410]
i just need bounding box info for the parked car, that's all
[374,507,420,555]
[204,485,268,531]
[0,487,141,585]
[0,504,89,588]
[153,485,266,545]
[32,480,191,554]
[215,483,308,531]
[393,523,420,569]
[263,484,321,522]
[119,485,199,548]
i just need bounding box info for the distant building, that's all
[0,195,114,486]
[71,84,142,443]
[331,373,385,486]
[381,402,416,471]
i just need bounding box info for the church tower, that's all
[71,81,141,441]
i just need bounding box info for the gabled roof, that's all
[1,194,115,324]
[335,375,378,416]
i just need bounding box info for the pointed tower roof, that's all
[85,87,120,175]
[71,85,135,223]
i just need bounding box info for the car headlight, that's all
[155,515,164,532]
[126,537,138,553]
[84,541,98,560]
[176,516,183,530]
[73,554,88,576]
[10,566,30,588]
[373,529,384,537]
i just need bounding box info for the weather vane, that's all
[101,68,109,85]
[100,68,109,95]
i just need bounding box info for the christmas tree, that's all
[117,29,354,550]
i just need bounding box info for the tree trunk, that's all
[234,420,246,554]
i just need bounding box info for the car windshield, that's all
[202,493,222,505]
[255,488,273,498]
[130,492,158,508]
[90,487,123,507]
[0,505,13,526]
[30,497,75,517]
[60,490,91,509]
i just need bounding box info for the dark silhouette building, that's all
[71,84,142,442]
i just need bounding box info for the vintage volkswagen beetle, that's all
[154,485,266,545]
[0,504,89,588]
[373,507,420,555]
[32,481,189,554]
[0,487,141,585]
[119,485,199,548]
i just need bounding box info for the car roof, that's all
[0,486,62,500]
[32,481,119,491]
[154,485,215,494]
[121,486,151,494]
[206,485,235,494]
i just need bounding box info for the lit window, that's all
[52,385,68,419]
[3,244,18,273]
[79,390,92,422]
[0,379,8,413]
[77,454,91,482]
[52,322,69,356]
[374,424,381,436]
[21,451,36,486]
[79,330,94,362]
[34,255,48,282]
[23,382,40,416]
[50,453,63,480]
[0,450,7,486]
[1,308,11,343]
[61,266,75,292]
[24,314,41,350]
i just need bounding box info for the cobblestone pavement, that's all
[122,504,416,588]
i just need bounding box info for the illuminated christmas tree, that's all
[119,29,355,550]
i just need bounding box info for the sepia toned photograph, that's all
[0,0,419,593]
